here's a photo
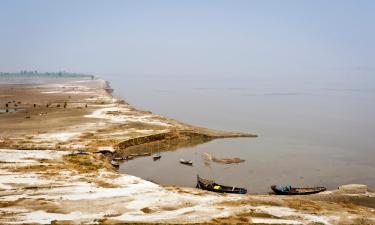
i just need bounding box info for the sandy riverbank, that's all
[0,76,255,152]
[0,76,374,224]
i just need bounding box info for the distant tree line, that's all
[0,71,94,79]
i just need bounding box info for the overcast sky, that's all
[0,0,374,79]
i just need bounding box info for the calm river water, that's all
[106,74,375,193]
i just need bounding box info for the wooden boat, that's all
[74,150,90,155]
[96,149,114,154]
[113,157,125,161]
[128,153,151,157]
[179,159,193,166]
[153,154,161,161]
[271,185,326,195]
[196,175,247,194]
[110,160,120,167]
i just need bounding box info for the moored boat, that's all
[153,154,161,161]
[179,159,193,166]
[76,150,90,155]
[113,157,124,161]
[196,175,247,194]
[270,185,326,195]
[110,160,120,167]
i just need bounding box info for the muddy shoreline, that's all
[0,76,256,153]
[0,76,374,224]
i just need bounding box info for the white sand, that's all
[0,148,372,224]
[33,132,81,142]
[85,106,171,127]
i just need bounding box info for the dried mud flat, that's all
[0,76,374,224]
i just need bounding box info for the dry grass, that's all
[9,164,51,173]
[210,208,288,224]
[140,207,153,214]
[0,198,26,208]
[284,198,323,212]
[210,215,250,224]
[62,154,110,173]
[163,186,212,196]
[219,197,282,208]
[239,210,279,219]
[9,160,65,176]
[94,179,119,188]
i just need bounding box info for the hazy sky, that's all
[0,0,374,78]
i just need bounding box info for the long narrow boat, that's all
[271,185,326,195]
[196,175,247,194]
[153,154,161,161]
[113,157,125,161]
[179,159,193,166]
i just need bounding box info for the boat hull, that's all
[271,185,326,195]
[196,175,247,194]
[180,159,193,166]
[153,156,161,161]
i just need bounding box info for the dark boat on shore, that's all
[113,157,125,161]
[76,150,90,155]
[110,160,120,168]
[196,175,247,194]
[179,159,193,166]
[271,185,326,195]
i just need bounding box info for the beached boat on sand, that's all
[196,175,247,194]
[110,160,120,167]
[113,157,125,161]
[271,185,326,195]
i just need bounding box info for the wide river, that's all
[106,73,375,193]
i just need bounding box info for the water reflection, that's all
[109,75,375,193]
